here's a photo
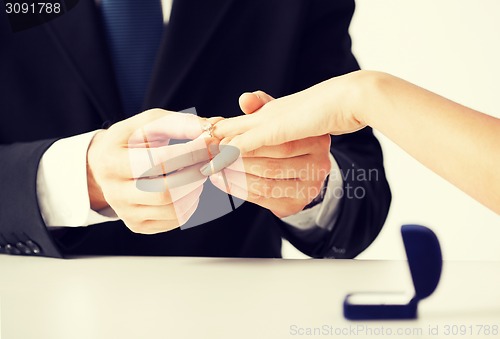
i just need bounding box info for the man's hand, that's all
[87,109,217,234]
[208,93,331,218]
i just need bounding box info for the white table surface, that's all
[0,256,499,339]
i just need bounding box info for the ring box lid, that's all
[402,224,442,300]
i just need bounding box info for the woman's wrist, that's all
[317,70,375,134]
[348,70,393,128]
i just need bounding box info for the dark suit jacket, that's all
[0,0,391,258]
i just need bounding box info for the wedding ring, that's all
[201,121,214,137]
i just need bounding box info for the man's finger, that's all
[135,185,203,221]
[221,168,312,199]
[234,154,321,180]
[129,199,199,234]
[125,109,207,145]
[128,177,205,206]
[240,137,325,158]
[209,173,302,218]
[136,163,208,192]
[125,219,182,235]
[200,144,241,176]
[129,137,218,179]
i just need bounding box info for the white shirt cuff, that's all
[36,131,118,227]
[281,154,343,231]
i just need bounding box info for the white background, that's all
[283,0,500,260]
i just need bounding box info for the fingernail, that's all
[200,163,212,176]
[220,144,241,159]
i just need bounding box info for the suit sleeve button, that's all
[5,244,21,255]
[16,242,32,255]
[26,240,42,254]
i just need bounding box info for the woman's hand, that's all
[205,71,369,174]
[204,90,333,218]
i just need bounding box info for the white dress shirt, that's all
[36,131,343,230]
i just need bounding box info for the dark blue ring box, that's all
[343,224,443,320]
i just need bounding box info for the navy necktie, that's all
[101,0,164,116]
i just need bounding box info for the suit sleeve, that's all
[278,0,392,258]
[0,141,63,258]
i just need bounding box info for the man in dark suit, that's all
[0,0,391,258]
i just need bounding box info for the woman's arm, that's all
[357,71,500,214]
[211,71,500,214]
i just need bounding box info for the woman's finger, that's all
[239,91,275,114]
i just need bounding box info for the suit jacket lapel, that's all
[145,0,234,110]
[42,0,123,123]
[42,0,234,121]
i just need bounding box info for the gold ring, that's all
[201,121,214,137]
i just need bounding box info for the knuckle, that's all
[121,210,142,225]
[308,135,330,153]
[319,156,331,176]
[317,134,331,149]
[105,121,121,134]
[145,108,166,119]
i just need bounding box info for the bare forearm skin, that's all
[349,71,500,214]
